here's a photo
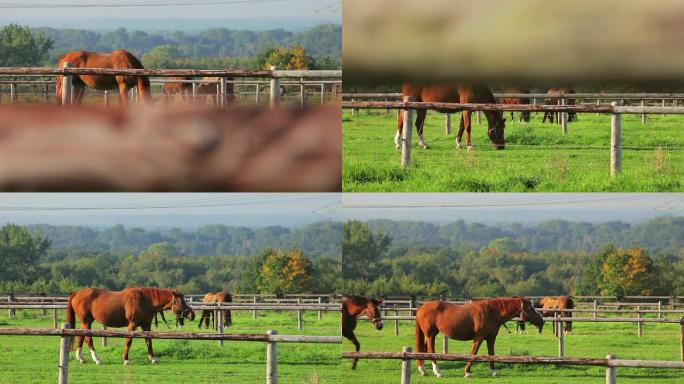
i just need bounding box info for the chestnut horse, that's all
[415,297,544,378]
[198,291,233,329]
[196,77,235,106]
[56,50,151,106]
[500,87,531,123]
[66,287,195,365]
[542,87,577,123]
[163,76,192,103]
[398,84,506,150]
[538,296,574,333]
[341,295,384,369]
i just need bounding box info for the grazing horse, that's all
[500,87,531,122]
[198,291,233,329]
[66,287,195,365]
[538,296,574,333]
[415,297,544,378]
[341,295,384,370]
[542,87,577,123]
[163,76,192,103]
[56,50,151,106]
[196,77,235,106]
[398,84,506,150]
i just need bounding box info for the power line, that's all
[0,0,292,9]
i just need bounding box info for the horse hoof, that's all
[421,144,431,149]
[150,358,158,364]
[492,370,498,377]
[77,359,85,364]
[464,372,472,378]
[455,142,462,149]
[467,146,474,151]
[95,360,102,366]
[123,360,131,366]
[436,372,444,378]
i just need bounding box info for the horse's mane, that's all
[481,297,523,316]
[131,287,176,303]
[342,295,372,306]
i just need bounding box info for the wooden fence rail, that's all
[0,325,340,384]
[342,349,684,384]
[0,67,342,78]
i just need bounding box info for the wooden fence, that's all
[0,325,340,384]
[342,348,684,384]
[342,99,684,175]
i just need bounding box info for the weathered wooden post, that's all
[53,308,59,329]
[61,62,73,105]
[255,83,261,104]
[351,98,357,115]
[610,102,622,177]
[445,113,451,135]
[9,83,16,104]
[637,306,643,338]
[253,296,258,319]
[217,305,225,347]
[104,90,109,108]
[593,299,598,319]
[605,355,616,384]
[394,309,399,336]
[641,100,646,124]
[662,99,666,117]
[269,66,280,108]
[266,330,278,384]
[102,326,107,347]
[657,301,662,319]
[401,96,415,168]
[296,299,303,331]
[299,79,305,108]
[597,99,601,117]
[320,83,325,104]
[220,77,228,109]
[192,83,197,102]
[680,317,683,361]
[58,323,71,384]
[317,297,323,320]
[7,294,13,318]
[442,335,448,354]
[558,320,565,357]
[401,346,412,384]
[44,83,49,102]
[670,296,676,310]
[561,98,568,135]
[476,110,481,125]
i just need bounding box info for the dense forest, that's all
[32,24,341,68]
[342,218,684,298]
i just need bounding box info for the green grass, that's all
[342,319,684,383]
[343,111,684,191]
[0,309,340,384]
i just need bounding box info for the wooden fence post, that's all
[593,300,598,319]
[7,295,13,318]
[299,79,305,108]
[680,317,683,361]
[658,301,662,319]
[61,62,73,106]
[442,335,448,354]
[102,326,107,347]
[255,83,260,104]
[266,330,278,384]
[53,308,58,329]
[561,98,568,135]
[320,84,325,104]
[476,110,481,125]
[637,306,643,338]
[401,96,415,168]
[296,299,303,331]
[641,99,646,124]
[269,66,280,108]
[558,320,565,357]
[605,355,616,384]
[192,83,197,102]
[351,98,357,115]
[662,99,666,117]
[58,323,71,384]
[445,113,451,135]
[104,90,109,108]
[220,77,228,109]
[401,346,412,384]
[317,297,322,320]
[596,99,600,117]
[218,305,224,347]
[394,307,399,336]
[253,296,258,319]
[10,83,16,104]
[610,101,622,177]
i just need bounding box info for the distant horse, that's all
[399,84,506,150]
[66,287,195,365]
[163,76,192,103]
[415,297,544,378]
[56,50,151,106]
[341,295,384,370]
[500,87,531,122]
[197,77,235,106]
[542,87,577,123]
[198,291,233,329]
[538,296,574,333]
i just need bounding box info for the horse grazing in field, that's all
[163,76,192,103]
[538,296,574,333]
[66,287,195,365]
[341,295,384,369]
[415,297,544,378]
[198,291,233,329]
[196,77,235,106]
[542,87,577,123]
[500,87,531,122]
[56,50,152,106]
[398,84,506,150]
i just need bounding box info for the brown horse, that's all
[341,295,383,370]
[66,287,195,365]
[415,297,544,378]
[163,76,192,103]
[198,291,233,329]
[56,50,151,106]
[542,87,577,123]
[398,84,506,150]
[500,87,531,123]
[538,296,574,333]
[196,77,235,106]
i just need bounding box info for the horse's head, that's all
[366,298,384,330]
[169,291,195,322]
[519,298,544,333]
[488,114,506,150]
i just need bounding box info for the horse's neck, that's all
[493,300,521,323]
[343,301,367,318]
[150,289,173,309]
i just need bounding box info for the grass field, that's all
[343,110,684,192]
[0,309,340,384]
[341,317,684,383]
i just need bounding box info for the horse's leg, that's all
[141,322,157,364]
[463,110,473,150]
[415,110,429,149]
[464,338,484,378]
[73,85,85,105]
[75,314,90,363]
[117,77,129,107]
[396,110,404,149]
[486,336,497,377]
[55,77,63,105]
[342,327,361,370]
[123,323,137,365]
[83,320,102,365]
[456,113,465,148]
[425,331,443,378]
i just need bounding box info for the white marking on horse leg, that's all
[467,145,474,151]
[394,131,401,149]
[89,349,102,365]
[418,365,427,376]
[418,134,429,149]
[456,139,462,149]
[432,362,444,378]
[123,359,131,366]
[149,355,158,364]
[464,371,472,378]
[75,348,85,363]
[491,370,498,377]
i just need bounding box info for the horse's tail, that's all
[566,297,574,332]
[125,51,152,103]
[415,315,426,370]
[66,292,76,351]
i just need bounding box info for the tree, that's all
[256,248,313,294]
[0,24,53,66]
[0,224,51,283]
[255,46,314,70]
[142,44,183,68]
[598,247,658,297]
[342,220,391,281]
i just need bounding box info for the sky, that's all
[0,193,682,228]
[0,0,340,30]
